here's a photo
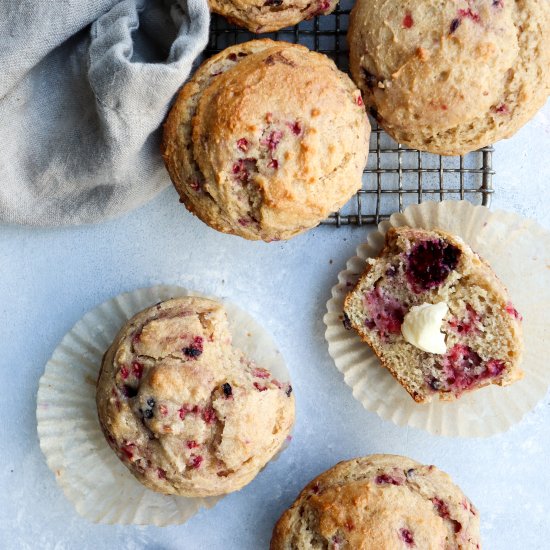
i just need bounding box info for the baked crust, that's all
[162,40,370,241]
[348,0,550,155]
[96,296,295,497]
[271,455,481,549]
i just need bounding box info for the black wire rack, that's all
[204,0,495,226]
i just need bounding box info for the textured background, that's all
[0,101,548,549]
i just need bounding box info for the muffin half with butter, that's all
[343,227,523,402]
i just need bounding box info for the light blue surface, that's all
[1,102,549,550]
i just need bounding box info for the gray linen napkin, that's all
[0,0,209,225]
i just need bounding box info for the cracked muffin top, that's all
[96,296,295,497]
[208,0,338,33]
[348,0,550,155]
[271,455,481,550]
[162,40,370,241]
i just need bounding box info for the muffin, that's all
[96,296,295,497]
[162,40,370,241]
[343,227,523,403]
[209,0,338,33]
[271,455,481,549]
[348,0,550,155]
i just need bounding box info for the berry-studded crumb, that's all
[486,359,505,376]
[189,455,203,469]
[438,344,506,395]
[402,13,414,29]
[287,121,302,136]
[187,440,200,449]
[222,382,233,397]
[132,362,144,378]
[450,18,461,33]
[431,497,450,519]
[494,103,509,114]
[375,474,403,486]
[202,407,217,424]
[232,158,257,184]
[189,180,202,192]
[458,8,481,23]
[121,443,135,460]
[363,288,406,337]
[399,528,415,545]
[442,344,482,389]
[406,239,461,292]
[261,130,284,152]
[178,404,199,420]
[182,336,204,358]
[157,468,167,479]
[122,384,138,398]
[252,368,271,379]
[237,138,249,152]
[448,304,480,335]
[254,382,268,392]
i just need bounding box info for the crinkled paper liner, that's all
[37,286,291,525]
[324,200,550,437]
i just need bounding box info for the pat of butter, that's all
[401,302,449,354]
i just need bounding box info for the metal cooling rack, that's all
[205,0,495,226]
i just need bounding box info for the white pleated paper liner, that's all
[324,200,550,437]
[37,286,292,525]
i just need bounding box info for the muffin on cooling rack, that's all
[343,226,523,403]
[208,0,338,33]
[162,40,370,241]
[271,455,481,549]
[348,0,550,155]
[96,296,295,497]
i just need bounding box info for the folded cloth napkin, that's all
[0,0,209,225]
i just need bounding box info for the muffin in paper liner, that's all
[37,285,293,525]
[324,200,550,437]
